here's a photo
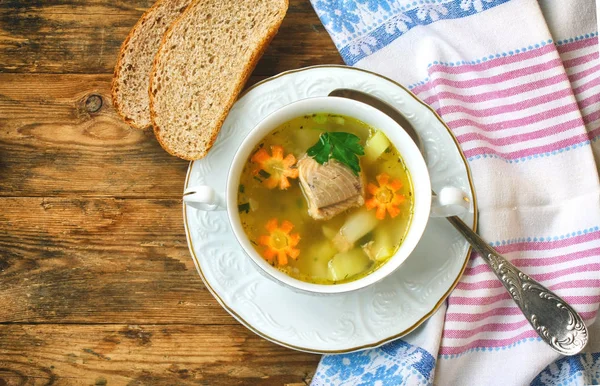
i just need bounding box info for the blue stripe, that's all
[312,0,512,66]
[530,352,600,386]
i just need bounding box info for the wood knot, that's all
[85,94,103,113]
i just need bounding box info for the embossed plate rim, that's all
[183,65,478,354]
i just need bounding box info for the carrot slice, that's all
[257,218,301,266]
[365,173,406,220]
[251,145,299,190]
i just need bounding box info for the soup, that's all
[237,113,414,284]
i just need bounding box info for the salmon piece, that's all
[297,156,365,220]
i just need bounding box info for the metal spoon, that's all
[329,88,589,355]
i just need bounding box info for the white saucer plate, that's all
[183,65,478,354]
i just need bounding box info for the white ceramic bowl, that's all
[227,97,432,294]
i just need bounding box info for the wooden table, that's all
[0,1,343,384]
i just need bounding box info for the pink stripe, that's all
[414,58,562,94]
[465,253,600,276]
[456,279,503,290]
[583,109,600,124]
[436,88,573,118]
[568,63,600,82]
[557,37,599,54]
[443,320,530,339]
[564,52,599,69]
[464,132,589,160]
[577,93,600,109]
[427,44,555,75]
[455,118,582,147]
[507,246,599,268]
[411,84,430,97]
[589,125,600,139]
[464,231,600,270]
[422,74,567,105]
[448,103,580,132]
[446,307,523,322]
[573,75,600,94]
[445,308,597,323]
[457,276,600,291]
[442,312,594,346]
[493,230,600,254]
[439,330,540,355]
[448,293,600,306]
[464,262,600,283]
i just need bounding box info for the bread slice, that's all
[112,0,193,129]
[149,0,288,160]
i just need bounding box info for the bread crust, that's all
[112,0,192,130]
[149,0,289,161]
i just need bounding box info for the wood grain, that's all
[0,0,342,74]
[0,324,319,385]
[0,0,340,383]
[0,197,240,324]
[0,73,189,198]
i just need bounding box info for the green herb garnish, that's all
[239,184,245,193]
[258,170,271,179]
[307,132,365,175]
[238,203,250,213]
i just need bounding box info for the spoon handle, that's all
[446,215,588,355]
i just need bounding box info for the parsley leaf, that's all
[238,203,250,213]
[307,132,364,175]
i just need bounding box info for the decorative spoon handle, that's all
[446,216,589,355]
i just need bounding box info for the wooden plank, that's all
[0,73,188,198]
[0,324,318,385]
[0,197,237,324]
[0,0,342,74]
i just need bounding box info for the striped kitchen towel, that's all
[309,0,600,385]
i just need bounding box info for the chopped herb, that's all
[307,132,365,175]
[385,148,392,153]
[253,176,263,183]
[409,191,412,196]
[238,203,250,213]
[258,169,271,179]
[344,274,349,279]
[239,184,245,193]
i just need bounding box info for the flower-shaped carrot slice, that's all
[251,145,299,189]
[365,173,406,220]
[258,218,301,266]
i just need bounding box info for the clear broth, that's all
[237,113,414,284]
